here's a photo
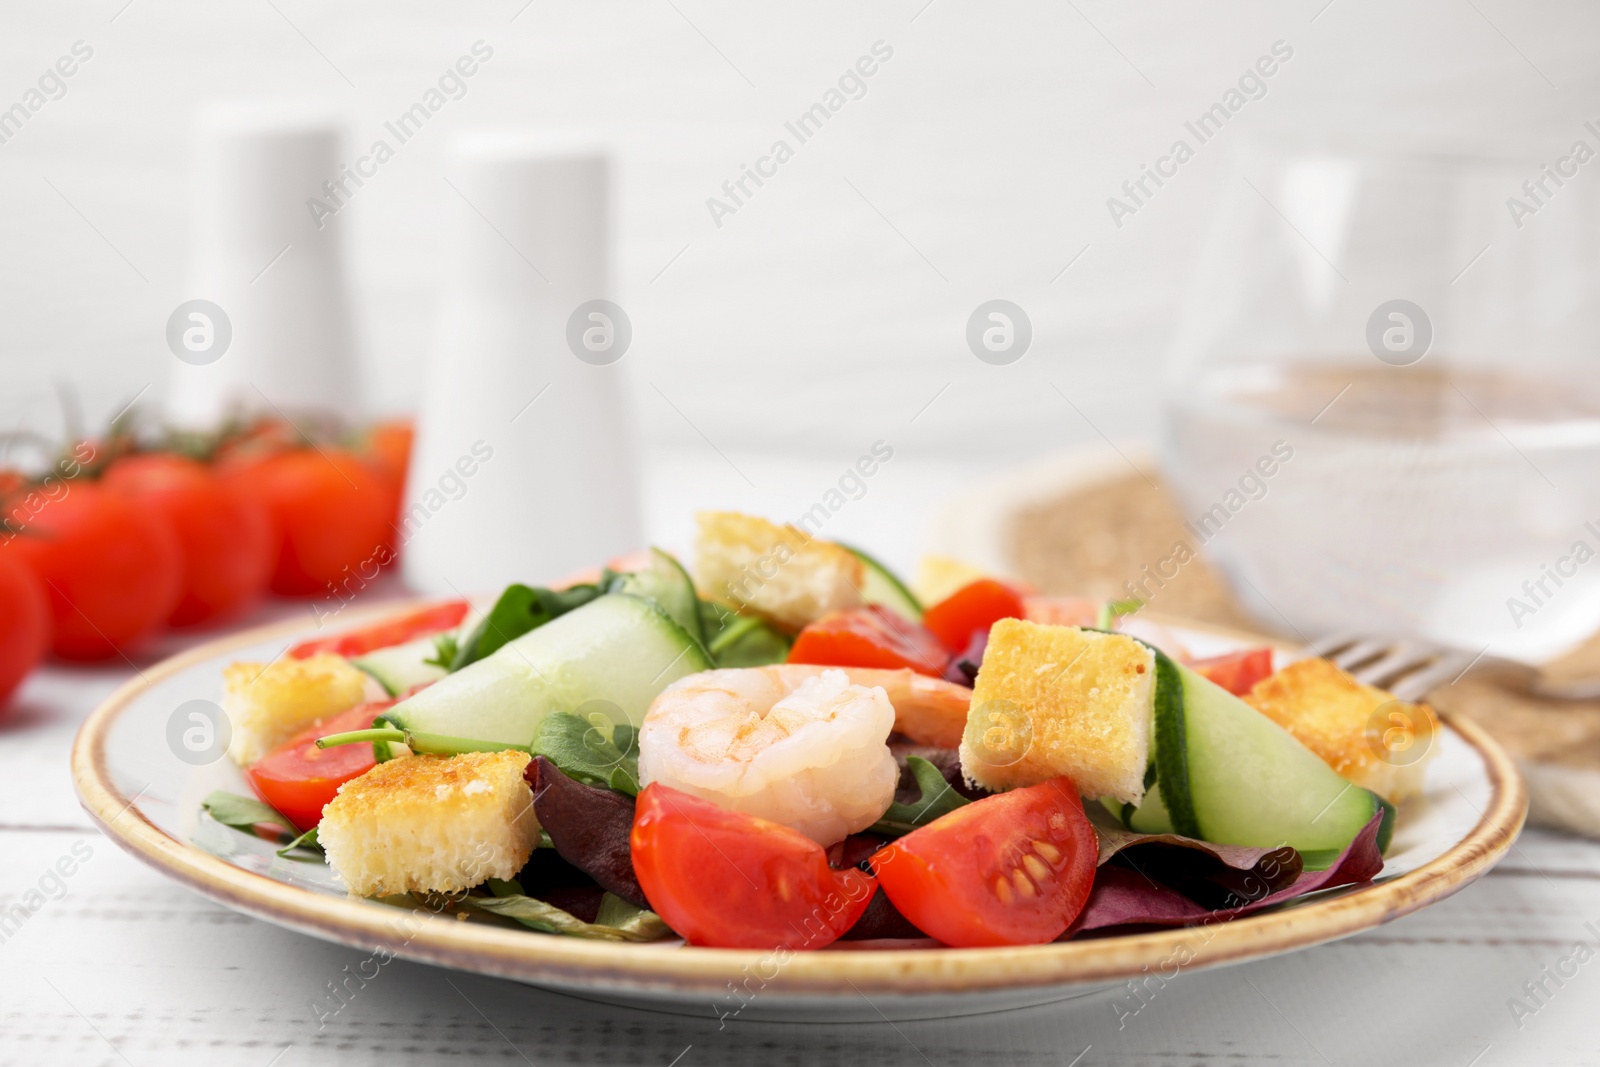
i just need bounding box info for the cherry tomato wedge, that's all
[788,606,947,677]
[1188,648,1274,696]
[631,784,876,949]
[289,600,469,659]
[922,579,1027,653]
[869,777,1096,947]
[246,701,390,831]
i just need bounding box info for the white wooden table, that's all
[5,451,1600,1066]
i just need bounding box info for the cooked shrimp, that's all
[638,667,899,845]
[827,666,972,748]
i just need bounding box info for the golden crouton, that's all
[961,619,1155,803]
[693,511,864,631]
[318,750,538,897]
[1245,658,1439,803]
[914,554,990,607]
[222,653,372,765]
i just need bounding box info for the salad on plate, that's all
[199,511,1438,950]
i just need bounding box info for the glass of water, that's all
[1162,142,1600,663]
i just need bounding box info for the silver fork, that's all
[1300,634,1583,701]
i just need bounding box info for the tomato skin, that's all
[870,777,1096,947]
[631,784,877,949]
[0,550,48,708]
[788,606,948,677]
[922,579,1027,654]
[363,419,414,565]
[102,453,274,627]
[289,600,469,659]
[246,701,388,831]
[4,482,182,659]
[223,448,392,597]
[1189,648,1275,696]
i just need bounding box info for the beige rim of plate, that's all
[71,608,1529,1000]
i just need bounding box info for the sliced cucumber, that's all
[385,593,712,747]
[351,636,449,697]
[610,547,705,646]
[842,545,923,621]
[1138,648,1382,855]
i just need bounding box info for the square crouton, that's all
[318,750,538,896]
[693,511,864,631]
[1245,658,1438,803]
[961,619,1155,803]
[223,653,372,766]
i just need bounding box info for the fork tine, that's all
[1326,639,1395,675]
[1352,644,1475,700]
[1386,651,1479,701]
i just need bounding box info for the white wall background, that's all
[1,0,1596,474]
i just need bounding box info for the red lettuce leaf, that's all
[1069,810,1387,935]
[527,756,647,908]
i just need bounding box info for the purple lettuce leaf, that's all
[1068,810,1387,935]
[527,756,647,908]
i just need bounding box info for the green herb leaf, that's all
[276,826,322,860]
[202,791,297,844]
[423,632,459,671]
[485,877,523,898]
[450,582,605,671]
[706,612,792,668]
[464,891,673,941]
[868,757,970,837]
[533,711,640,796]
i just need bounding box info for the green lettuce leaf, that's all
[532,711,640,796]
[201,791,298,844]
[464,891,673,941]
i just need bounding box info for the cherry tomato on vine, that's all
[223,448,392,597]
[0,550,49,708]
[103,453,274,626]
[4,482,182,659]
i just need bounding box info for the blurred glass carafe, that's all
[1163,144,1600,663]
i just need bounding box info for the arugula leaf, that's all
[449,581,606,670]
[464,891,673,941]
[532,712,640,796]
[423,632,459,670]
[276,826,323,860]
[868,757,970,837]
[202,791,298,844]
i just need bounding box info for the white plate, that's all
[73,605,1526,1022]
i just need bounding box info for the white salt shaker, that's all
[166,102,362,427]
[401,133,641,594]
